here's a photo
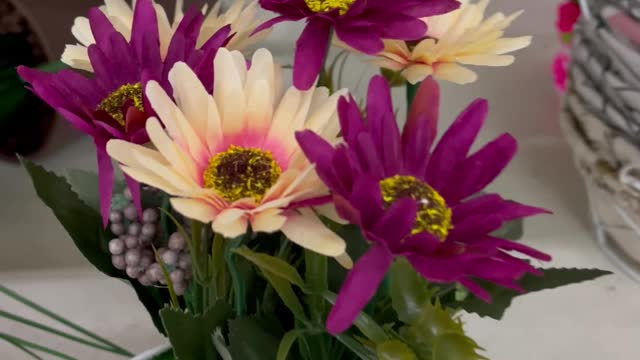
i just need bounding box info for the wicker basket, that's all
[562,0,640,279]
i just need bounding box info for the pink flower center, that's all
[97,83,144,126]
[380,175,452,240]
[203,145,281,203]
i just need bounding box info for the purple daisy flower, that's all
[255,0,460,90]
[18,0,231,225]
[296,75,552,335]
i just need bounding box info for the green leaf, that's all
[457,268,613,320]
[277,329,312,360]
[228,316,283,360]
[389,259,436,324]
[262,269,308,321]
[334,334,376,360]
[377,340,418,360]
[160,300,232,360]
[66,169,125,212]
[234,246,305,288]
[432,334,488,360]
[399,300,485,360]
[490,218,523,241]
[380,68,406,88]
[21,159,116,276]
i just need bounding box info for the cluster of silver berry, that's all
[107,189,191,295]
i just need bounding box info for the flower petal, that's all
[293,18,331,90]
[325,243,393,334]
[280,209,346,257]
[171,197,217,223]
[251,208,287,233]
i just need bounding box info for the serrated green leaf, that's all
[390,259,436,324]
[21,159,116,276]
[228,316,283,360]
[335,334,377,360]
[400,300,484,360]
[432,334,488,360]
[234,246,305,288]
[457,268,613,320]
[490,218,523,241]
[377,340,417,360]
[160,300,232,360]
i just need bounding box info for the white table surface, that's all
[2,0,640,359]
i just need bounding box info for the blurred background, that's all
[1,0,640,359]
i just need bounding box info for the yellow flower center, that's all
[304,0,355,14]
[97,83,144,126]
[203,145,281,203]
[379,175,452,240]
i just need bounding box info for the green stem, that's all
[2,335,43,359]
[0,286,132,356]
[212,233,227,300]
[152,246,181,309]
[0,310,129,356]
[406,81,421,109]
[304,249,328,325]
[224,232,249,318]
[0,333,78,360]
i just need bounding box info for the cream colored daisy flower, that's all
[107,48,347,259]
[373,0,532,84]
[62,0,268,72]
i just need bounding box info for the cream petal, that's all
[246,48,275,93]
[491,36,532,54]
[456,54,514,66]
[169,62,211,144]
[153,3,173,57]
[130,147,198,191]
[245,79,273,132]
[280,209,346,257]
[170,198,217,223]
[146,117,200,183]
[268,87,301,140]
[71,17,95,46]
[433,63,477,84]
[251,208,287,233]
[214,49,247,134]
[173,0,185,25]
[61,45,93,72]
[402,64,434,84]
[305,89,346,138]
[104,0,133,21]
[212,209,248,237]
[315,203,348,225]
[334,252,354,269]
[119,165,182,195]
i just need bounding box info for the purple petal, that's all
[293,18,332,90]
[370,197,417,249]
[332,146,357,192]
[335,25,384,54]
[354,132,385,178]
[326,243,393,335]
[441,134,518,203]
[88,7,117,46]
[448,214,502,243]
[403,77,440,176]
[130,0,161,69]
[296,130,334,165]
[458,278,491,302]
[453,194,549,223]
[95,138,114,227]
[333,194,362,225]
[366,75,394,123]
[425,99,488,191]
[88,45,120,91]
[407,254,464,282]
[338,96,364,146]
[379,15,427,40]
[349,175,385,229]
[403,0,461,17]
[482,236,552,261]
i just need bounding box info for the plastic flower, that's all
[18,0,231,224]
[296,76,551,334]
[372,0,531,84]
[556,1,580,34]
[255,0,460,90]
[107,48,348,259]
[62,0,267,72]
[552,50,570,93]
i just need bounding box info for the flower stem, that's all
[0,285,132,356]
[406,81,421,108]
[0,333,78,360]
[224,231,249,318]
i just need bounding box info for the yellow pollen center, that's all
[203,145,281,203]
[97,83,144,126]
[304,0,355,14]
[380,175,452,240]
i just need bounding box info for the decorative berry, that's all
[123,204,137,221]
[127,222,141,236]
[108,238,125,255]
[124,235,139,249]
[141,223,156,238]
[168,232,185,250]
[161,250,178,266]
[109,211,123,223]
[110,223,125,236]
[126,266,142,279]
[170,269,185,283]
[112,255,126,270]
[142,208,159,223]
[123,187,133,200]
[138,274,153,286]
[125,249,141,266]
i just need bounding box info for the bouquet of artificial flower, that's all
[11,0,611,359]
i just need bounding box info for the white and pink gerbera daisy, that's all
[106,48,348,259]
